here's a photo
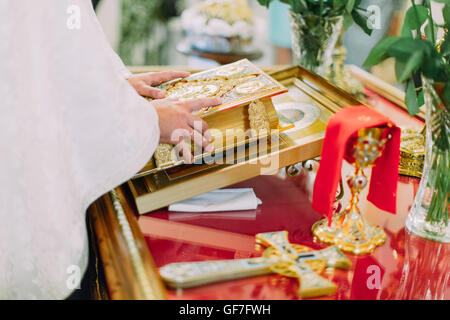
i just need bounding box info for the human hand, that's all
[151,97,222,163]
[128,71,190,99]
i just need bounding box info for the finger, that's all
[148,71,191,86]
[181,97,222,113]
[137,84,166,99]
[187,115,212,142]
[175,128,211,159]
[169,126,191,146]
[190,128,214,153]
[152,97,178,107]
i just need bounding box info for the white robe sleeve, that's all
[87,4,133,79]
[0,0,159,299]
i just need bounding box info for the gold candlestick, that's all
[312,127,388,255]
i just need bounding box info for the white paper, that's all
[168,188,262,212]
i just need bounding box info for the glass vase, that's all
[406,79,450,243]
[289,11,343,77]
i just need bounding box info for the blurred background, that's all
[93,0,445,85]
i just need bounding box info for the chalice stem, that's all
[312,128,388,254]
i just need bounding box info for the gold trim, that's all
[399,128,425,178]
[248,99,271,134]
[154,143,178,168]
[109,189,158,299]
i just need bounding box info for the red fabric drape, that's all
[312,105,401,223]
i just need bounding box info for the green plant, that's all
[258,0,373,77]
[118,0,178,65]
[364,0,450,115]
[365,0,449,229]
[258,0,373,35]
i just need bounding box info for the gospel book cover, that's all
[135,59,288,178]
[159,59,287,117]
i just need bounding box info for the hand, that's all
[151,97,222,163]
[128,71,190,99]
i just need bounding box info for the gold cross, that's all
[160,231,351,298]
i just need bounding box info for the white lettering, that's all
[366,265,382,289]
[66,5,81,30]
[367,5,381,30]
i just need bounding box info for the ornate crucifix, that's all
[160,231,351,298]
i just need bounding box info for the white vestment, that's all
[0,0,159,299]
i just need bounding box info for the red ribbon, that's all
[312,105,401,224]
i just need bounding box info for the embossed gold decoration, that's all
[215,65,245,77]
[138,59,286,175]
[248,99,271,135]
[312,127,389,255]
[165,74,258,103]
[109,190,166,299]
[399,128,425,178]
[154,143,179,168]
[160,231,351,298]
[154,73,262,170]
[152,97,272,169]
[235,79,266,95]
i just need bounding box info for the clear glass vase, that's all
[289,11,343,77]
[406,79,450,243]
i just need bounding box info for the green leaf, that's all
[422,57,444,80]
[333,0,342,10]
[417,89,424,106]
[441,33,450,58]
[403,5,429,32]
[346,0,356,12]
[257,0,272,8]
[351,10,372,35]
[398,50,424,83]
[363,36,400,67]
[388,37,422,61]
[443,4,450,26]
[343,11,354,30]
[424,22,437,42]
[417,37,438,56]
[294,0,308,12]
[395,60,406,83]
[405,80,421,116]
[400,21,414,38]
[444,82,450,106]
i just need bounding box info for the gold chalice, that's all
[312,127,388,255]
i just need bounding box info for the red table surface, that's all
[136,89,449,300]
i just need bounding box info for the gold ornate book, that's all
[135,59,288,178]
